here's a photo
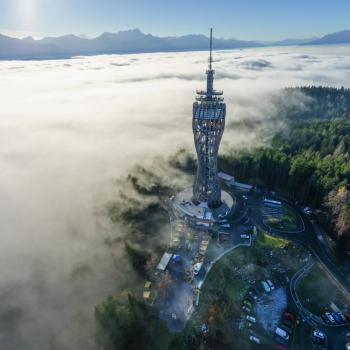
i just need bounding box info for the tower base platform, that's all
[173,187,235,224]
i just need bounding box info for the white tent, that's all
[157,252,173,271]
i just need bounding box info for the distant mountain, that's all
[263,37,319,46]
[0,29,263,60]
[1,28,349,60]
[304,30,350,45]
[0,33,62,59]
[164,34,264,50]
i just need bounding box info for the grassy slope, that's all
[296,262,350,315]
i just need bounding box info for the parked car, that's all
[242,305,251,313]
[261,281,271,293]
[267,279,275,290]
[240,234,250,239]
[275,345,287,350]
[246,315,256,324]
[193,262,203,275]
[321,314,331,325]
[251,285,261,296]
[283,311,295,321]
[303,207,312,215]
[344,313,350,322]
[248,290,258,300]
[312,329,327,345]
[274,335,289,347]
[325,312,336,324]
[249,335,260,344]
[346,331,350,342]
[282,318,294,329]
[200,323,209,334]
[244,300,253,309]
[338,313,348,323]
[275,327,289,341]
[331,312,343,324]
[280,324,293,335]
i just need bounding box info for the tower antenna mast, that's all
[209,28,213,69]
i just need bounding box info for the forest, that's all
[219,86,350,256]
[284,86,350,121]
[221,118,350,205]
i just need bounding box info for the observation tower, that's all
[192,28,225,208]
[173,29,234,224]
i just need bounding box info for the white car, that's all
[312,329,326,340]
[267,279,275,290]
[249,336,260,344]
[221,223,230,228]
[193,262,203,275]
[261,281,271,293]
[303,207,312,215]
[240,234,250,239]
[275,327,289,341]
[246,315,256,324]
[325,312,336,324]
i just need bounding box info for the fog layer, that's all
[1,44,350,349]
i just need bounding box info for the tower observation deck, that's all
[192,28,226,208]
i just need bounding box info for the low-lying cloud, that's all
[1,44,350,349]
[239,58,273,70]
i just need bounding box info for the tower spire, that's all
[195,28,223,100]
[206,28,214,96]
[209,28,213,70]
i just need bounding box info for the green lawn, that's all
[257,230,289,248]
[265,204,303,232]
[296,262,350,315]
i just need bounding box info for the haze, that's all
[1,44,350,349]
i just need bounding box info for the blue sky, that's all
[0,0,349,40]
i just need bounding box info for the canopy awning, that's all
[157,252,172,271]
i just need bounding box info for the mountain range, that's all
[302,29,350,45]
[0,28,349,60]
